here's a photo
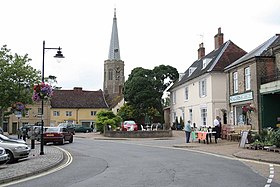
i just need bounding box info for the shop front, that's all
[229,91,258,130]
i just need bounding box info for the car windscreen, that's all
[124,121,136,125]
[46,127,60,132]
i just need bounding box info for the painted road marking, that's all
[0,147,72,187]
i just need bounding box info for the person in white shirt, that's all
[213,116,221,139]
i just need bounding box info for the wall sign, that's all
[229,91,253,103]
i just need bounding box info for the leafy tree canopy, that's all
[96,110,122,133]
[117,103,135,121]
[0,45,41,126]
[123,65,178,122]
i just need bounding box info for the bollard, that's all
[31,139,35,149]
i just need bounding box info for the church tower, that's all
[103,8,125,99]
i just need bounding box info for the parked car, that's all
[27,126,48,141]
[0,140,31,163]
[0,127,3,135]
[0,147,8,165]
[74,125,93,133]
[58,123,75,135]
[121,120,138,131]
[0,134,26,144]
[44,127,74,145]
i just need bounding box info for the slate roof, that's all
[51,88,109,109]
[225,34,280,70]
[169,40,246,90]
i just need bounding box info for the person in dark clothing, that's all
[213,116,221,139]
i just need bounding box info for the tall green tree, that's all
[0,45,40,127]
[124,65,178,122]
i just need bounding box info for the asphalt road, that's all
[7,137,279,187]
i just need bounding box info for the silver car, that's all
[0,140,30,163]
[0,134,26,144]
[0,147,8,165]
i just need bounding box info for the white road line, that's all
[264,164,274,187]
[0,147,72,187]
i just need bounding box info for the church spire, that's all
[108,8,121,60]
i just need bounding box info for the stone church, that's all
[103,9,125,112]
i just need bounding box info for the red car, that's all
[121,120,138,131]
[43,127,73,145]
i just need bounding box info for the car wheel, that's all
[60,138,65,145]
[86,130,89,133]
[6,150,14,164]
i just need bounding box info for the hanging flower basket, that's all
[32,82,53,102]
[242,103,256,114]
[11,102,25,112]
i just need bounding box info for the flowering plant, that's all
[242,103,256,114]
[32,82,53,102]
[11,102,25,112]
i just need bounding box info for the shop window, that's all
[235,106,245,125]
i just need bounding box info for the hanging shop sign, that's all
[229,91,253,103]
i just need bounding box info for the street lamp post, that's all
[40,40,64,155]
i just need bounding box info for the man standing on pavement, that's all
[184,120,192,143]
[213,116,221,139]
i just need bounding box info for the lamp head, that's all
[54,47,64,58]
[54,47,64,63]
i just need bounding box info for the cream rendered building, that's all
[168,28,246,128]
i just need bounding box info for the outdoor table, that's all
[195,131,217,144]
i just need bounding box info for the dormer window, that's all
[188,67,196,76]
[202,58,212,69]
[179,73,185,81]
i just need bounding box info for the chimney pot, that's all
[214,27,224,49]
[198,42,205,59]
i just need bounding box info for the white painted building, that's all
[168,28,246,128]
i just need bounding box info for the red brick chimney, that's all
[214,27,224,49]
[197,42,205,59]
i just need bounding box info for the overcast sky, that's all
[1,0,280,91]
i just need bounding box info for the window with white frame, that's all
[188,67,197,76]
[53,111,60,116]
[199,79,207,97]
[245,67,251,91]
[201,108,207,126]
[172,91,176,104]
[202,58,212,69]
[91,111,97,116]
[66,111,72,116]
[189,109,193,123]
[233,71,238,93]
[185,86,189,100]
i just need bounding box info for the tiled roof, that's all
[225,34,280,70]
[169,40,246,90]
[51,88,109,109]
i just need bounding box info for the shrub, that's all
[271,129,280,148]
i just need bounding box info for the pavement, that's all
[0,131,279,185]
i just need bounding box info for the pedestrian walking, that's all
[184,120,192,143]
